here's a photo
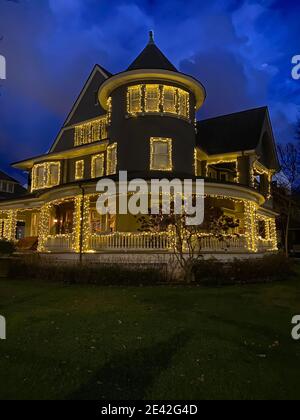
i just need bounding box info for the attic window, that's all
[74,116,108,146]
[0,181,15,193]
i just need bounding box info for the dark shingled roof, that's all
[127,32,177,72]
[0,170,27,200]
[197,107,268,155]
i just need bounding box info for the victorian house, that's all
[0,33,279,256]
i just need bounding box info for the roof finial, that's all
[149,30,155,45]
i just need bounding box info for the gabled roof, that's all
[127,31,178,72]
[0,170,19,183]
[197,107,268,154]
[197,106,280,170]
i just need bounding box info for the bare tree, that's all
[138,200,239,283]
[277,142,300,256]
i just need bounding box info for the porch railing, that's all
[42,232,272,254]
[257,238,274,252]
[88,233,247,253]
[89,232,170,251]
[44,234,73,252]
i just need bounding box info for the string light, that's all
[31,162,61,192]
[107,143,118,175]
[74,116,108,147]
[91,154,105,178]
[127,84,190,119]
[75,160,84,180]
[150,137,173,171]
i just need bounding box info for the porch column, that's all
[73,195,90,253]
[37,204,51,252]
[4,210,17,242]
[269,218,278,251]
[244,201,257,252]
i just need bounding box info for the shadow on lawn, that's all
[67,332,190,400]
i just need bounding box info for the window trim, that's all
[91,154,105,179]
[31,161,61,191]
[75,160,85,180]
[150,137,173,172]
[107,143,118,175]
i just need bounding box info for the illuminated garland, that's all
[107,97,112,125]
[150,137,173,171]
[107,143,118,175]
[206,159,239,183]
[244,201,257,252]
[37,204,51,252]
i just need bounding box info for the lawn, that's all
[0,276,300,400]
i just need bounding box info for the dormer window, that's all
[32,162,61,191]
[0,181,15,193]
[74,116,108,147]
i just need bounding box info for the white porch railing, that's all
[88,233,247,253]
[257,238,274,252]
[198,235,247,252]
[42,232,259,253]
[44,234,73,252]
[89,232,170,251]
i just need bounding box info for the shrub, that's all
[8,256,167,286]
[0,239,15,255]
[193,253,294,286]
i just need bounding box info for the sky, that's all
[0,0,299,184]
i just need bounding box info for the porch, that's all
[43,231,248,253]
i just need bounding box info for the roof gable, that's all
[50,65,111,153]
[196,106,280,170]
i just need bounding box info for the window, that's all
[75,160,84,180]
[220,172,228,182]
[178,88,189,118]
[36,165,45,189]
[91,154,105,178]
[0,181,15,193]
[107,143,118,175]
[150,138,173,171]
[32,162,61,191]
[162,86,177,114]
[145,85,160,112]
[48,162,60,186]
[74,117,108,146]
[127,86,142,114]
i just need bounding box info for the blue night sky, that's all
[0,0,299,184]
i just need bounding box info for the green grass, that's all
[0,275,300,400]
